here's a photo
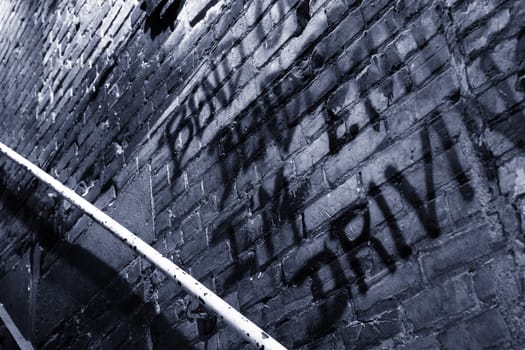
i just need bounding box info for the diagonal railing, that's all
[0,303,35,350]
[0,141,287,350]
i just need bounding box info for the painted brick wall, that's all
[1,0,525,348]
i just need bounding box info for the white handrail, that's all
[0,303,35,350]
[0,141,287,350]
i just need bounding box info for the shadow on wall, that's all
[0,168,198,349]
[512,27,525,92]
[290,113,475,297]
[141,0,224,38]
[141,0,186,39]
[468,26,525,180]
[157,1,478,341]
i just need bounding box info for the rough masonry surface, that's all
[0,0,525,348]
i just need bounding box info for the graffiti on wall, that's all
[290,114,475,294]
[152,0,525,341]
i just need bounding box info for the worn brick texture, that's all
[1,0,525,348]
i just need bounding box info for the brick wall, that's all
[1,0,525,348]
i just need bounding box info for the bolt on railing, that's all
[0,141,287,350]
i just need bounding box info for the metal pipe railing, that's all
[0,303,35,350]
[0,141,287,350]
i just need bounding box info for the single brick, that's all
[421,224,494,281]
[324,126,388,185]
[303,174,361,232]
[340,309,402,348]
[237,263,282,308]
[402,335,440,350]
[282,235,326,283]
[466,308,511,348]
[473,256,520,304]
[404,273,475,330]
[255,216,304,268]
[354,261,420,315]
